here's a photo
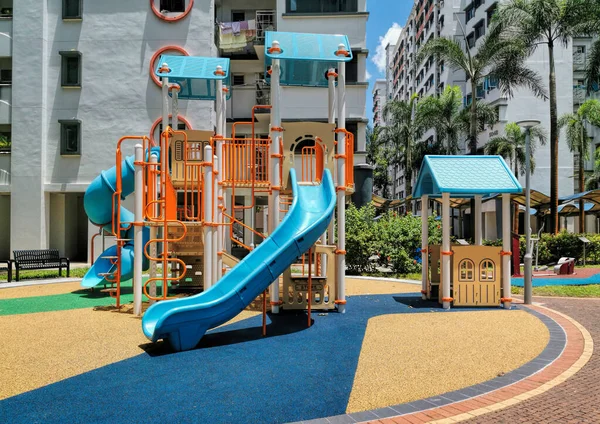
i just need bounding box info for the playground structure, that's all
[413,156,522,309]
[82,31,355,351]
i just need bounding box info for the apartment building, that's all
[385,0,462,200]
[372,79,386,128]
[381,0,576,232]
[0,0,369,262]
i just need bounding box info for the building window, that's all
[232,74,245,86]
[60,51,82,87]
[346,53,359,83]
[575,45,586,54]
[480,259,495,281]
[459,259,475,282]
[0,69,12,84]
[63,0,82,19]
[486,2,498,26]
[287,0,358,13]
[231,10,245,22]
[160,0,185,13]
[59,120,81,156]
[474,20,486,40]
[465,6,475,23]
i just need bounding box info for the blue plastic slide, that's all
[81,151,157,288]
[142,169,336,351]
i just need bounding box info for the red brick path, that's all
[363,300,594,424]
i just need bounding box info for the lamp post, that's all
[516,119,541,305]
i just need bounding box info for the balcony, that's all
[215,7,276,59]
[573,51,587,71]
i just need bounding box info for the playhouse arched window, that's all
[480,259,495,281]
[459,259,474,282]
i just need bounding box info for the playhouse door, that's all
[453,256,500,306]
[477,259,501,306]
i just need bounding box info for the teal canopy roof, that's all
[155,55,231,100]
[264,31,352,87]
[412,155,522,198]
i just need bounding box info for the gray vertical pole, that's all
[524,128,533,305]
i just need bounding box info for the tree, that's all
[485,122,547,177]
[496,0,594,233]
[485,122,547,231]
[417,86,463,154]
[417,23,546,156]
[380,94,424,209]
[558,99,600,232]
[585,1,600,94]
[366,125,391,198]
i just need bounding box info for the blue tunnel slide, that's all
[83,153,335,351]
[81,150,159,288]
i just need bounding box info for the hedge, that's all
[346,204,599,275]
[345,203,442,275]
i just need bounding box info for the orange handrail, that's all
[334,129,355,189]
[111,135,152,308]
[142,127,198,301]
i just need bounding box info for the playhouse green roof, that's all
[412,155,522,198]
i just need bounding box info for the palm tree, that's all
[417,23,546,156]
[366,126,391,198]
[486,122,547,177]
[417,86,464,154]
[585,2,600,93]
[485,122,547,231]
[496,0,594,233]
[585,40,600,94]
[558,99,600,232]
[380,94,423,210]
[418,86,498,154]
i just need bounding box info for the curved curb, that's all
[300,303,592,424]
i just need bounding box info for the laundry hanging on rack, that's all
[217,20,257,52]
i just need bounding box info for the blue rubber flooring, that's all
[512,272,600,287]
[0,293,519,424]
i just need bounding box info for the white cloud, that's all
[372,23,402,74]
[365,69,372,80]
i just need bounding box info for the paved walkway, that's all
[356,297,596,424]
[464,297,600,424]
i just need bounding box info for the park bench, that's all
[12,249,70,282]
[0,259,12,282]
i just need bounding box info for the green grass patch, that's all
[0,277,176,316]
[0,267,89,282]
[0,286,134,316]
[511,284,600,298]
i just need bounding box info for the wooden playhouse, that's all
[413,155,523,309]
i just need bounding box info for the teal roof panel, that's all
[413,155,522,198]
[265,31,352,62]
[264,31,352,87]
[155,55,231,100]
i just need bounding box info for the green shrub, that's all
[345,202,377,274]
[372,212,442,274]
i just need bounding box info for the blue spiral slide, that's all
[142,169,336,351]
[81,151,157,288]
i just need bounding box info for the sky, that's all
[365,0,413,125]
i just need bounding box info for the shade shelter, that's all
[413,156,522,309]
